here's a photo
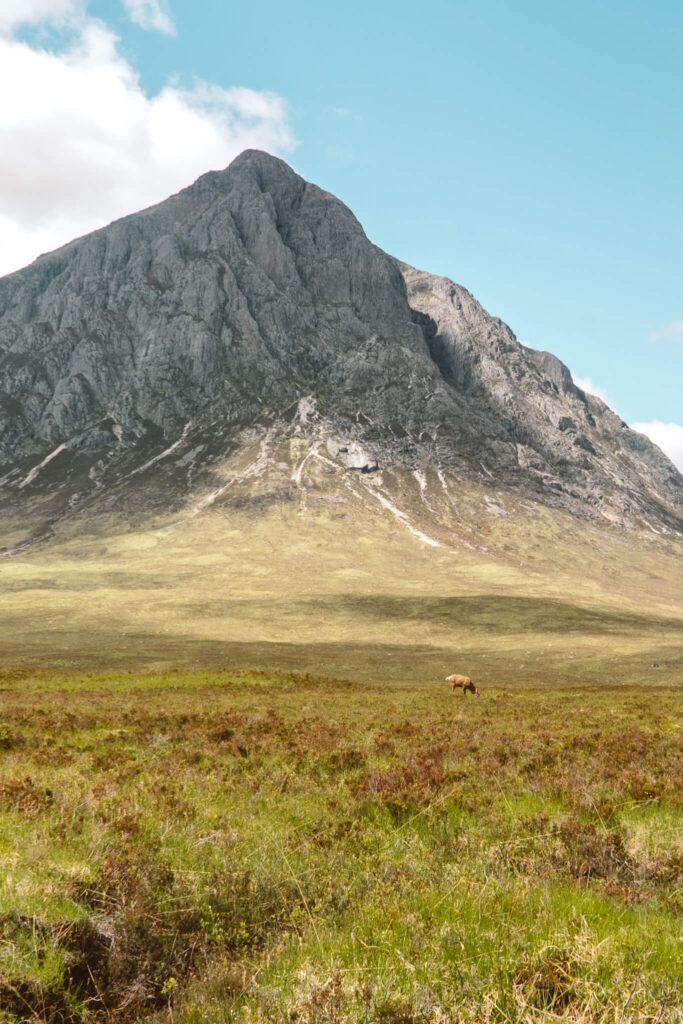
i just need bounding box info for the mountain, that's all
[1,148,681,558]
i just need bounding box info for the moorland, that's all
[0,666,680,1023]
[1,482,681,1023]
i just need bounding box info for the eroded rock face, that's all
[0,149,681,535]
[400,265,682,527]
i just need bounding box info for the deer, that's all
[446,673,478,696]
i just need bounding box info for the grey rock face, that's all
[0,149,681,534]
[0,151,428,451]
[401,265,682,527]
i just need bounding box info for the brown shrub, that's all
[0,775,54,814]
[328,748,366,772]
[354,745,447,822]
[555,819,634,880]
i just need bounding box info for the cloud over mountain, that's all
[0,3,295,276]
[631,421,683,471]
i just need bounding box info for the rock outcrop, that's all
[1,149,681,542]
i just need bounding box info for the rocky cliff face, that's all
[1,149,681,547]
[401,266,682,528]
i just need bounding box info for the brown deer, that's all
[446,673,478,696]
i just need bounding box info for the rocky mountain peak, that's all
[0,150,681,551]
[183,148,304,205]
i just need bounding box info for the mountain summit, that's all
[1,149,681,550]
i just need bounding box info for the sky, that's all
[1,0,681,468]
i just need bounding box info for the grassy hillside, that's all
[0,667,680,1023]
[1,441,682,685]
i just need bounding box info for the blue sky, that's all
[1,0,681,464]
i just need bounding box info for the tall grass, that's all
[0,669,680,1022]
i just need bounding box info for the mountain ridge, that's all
[1,148,681,553]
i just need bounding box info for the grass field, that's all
[1,452,681,1020]
[0,667,680,1023]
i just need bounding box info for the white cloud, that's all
[0,0,82,32]
[121,0,175,35]
[631,421,683,471]
[571,374,619,413]
[570,373,682,470]
[649,319,683,343]
[0,10,294,277]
